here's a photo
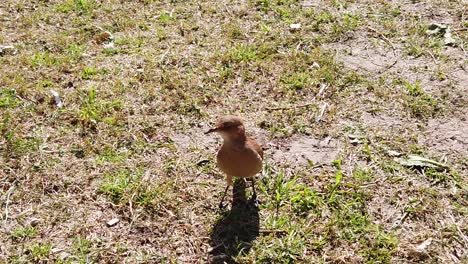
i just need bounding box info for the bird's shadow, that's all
[208,179,260,263]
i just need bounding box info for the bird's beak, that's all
[205,127,218,134]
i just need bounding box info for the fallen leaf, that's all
[107,218,119,227]
[396,155,449,169]
[50,90,63,108]
[416,238,432,252]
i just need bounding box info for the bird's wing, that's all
[248,138,264,160]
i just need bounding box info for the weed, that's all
[65,43,86,60]
[403,80,440,118]
[81,66,103,80]
[78,87,122,125]
[281,72,309,91]
[11,226,37,240]
[0,88,17,108]
[98,169,172,210]
[72,237,93,260]
[223,23,244,39]
[30,52,59,67]
[353,167,374,182]
[96,146,128,164]
[4,132,40,157]
[103,47,121,56]
[359,226,398,262]
[158,11,175,25]
[225,45,258,63]
[29,243,52,262]
[98,169,136,203]
[56,0,96,15]
[290,185,322,215]
[332,13,360,36]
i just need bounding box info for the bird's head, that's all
[205,115,246,141]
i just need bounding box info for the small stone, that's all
[107,218,119,227]
[290,23,301,30]
[0,45,16,56]
[50,90,63,108]
[387,150,402,157]
[29,218,40,227]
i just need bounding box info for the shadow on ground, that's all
[209,179,260,263]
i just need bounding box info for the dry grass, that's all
[1,0,467,263]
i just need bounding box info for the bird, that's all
[205,115,263,209]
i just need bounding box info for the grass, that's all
[11,226,37,240]
[402,80,440,118]
[56,0,96,15]
[0,88,17,108]
[1,0,466,263]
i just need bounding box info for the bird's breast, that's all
[216,143,262,178]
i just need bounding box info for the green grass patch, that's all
[30,52,60,67]
[0,88,17,108]
[29,242,52,262]
[81,66,106,80]
[77,87,123,126]
[11,226,37,240]
[225,44,258,63]
[402,80,440,118]
[98,169,174,210]
[65,43,86,60]
[96,146,128,164]
[72,237,93,262]
[281,72,309,91]
[56,0,96,15]
[253,160,398,262]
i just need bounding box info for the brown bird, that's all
[205,115,263,208]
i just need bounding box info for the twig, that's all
[393,201,421,228]
[316,83,328,98]
[266,102,316,111]
[309,163,329,170]
[448,213,468,246]
[315,102,329,122]
[259,229,287,236]
[15,94,37,104]
[129,192,136,223]
[366,25,399,73]
[382,59,398,71]
[426,50,438,65]
[366,25,397,54]
[392,211,410,228]
[2,184,16,226]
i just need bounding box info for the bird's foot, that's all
[249,193,260,207]
[218,202,227,210]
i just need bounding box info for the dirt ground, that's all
[1,0,467,263]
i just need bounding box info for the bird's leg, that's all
[251,178,257,200]
[218,184,230,209]
[219,175,233,209]
[246,178,258,206]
